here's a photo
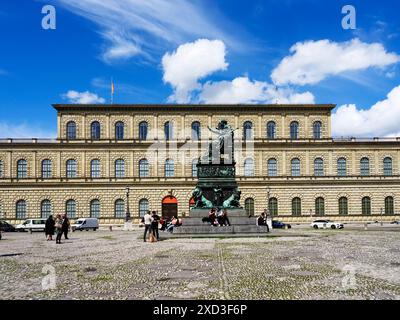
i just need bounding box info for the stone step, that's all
[181,217,258,226]
[172,225,269,234]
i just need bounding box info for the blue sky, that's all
[0,0,399,137]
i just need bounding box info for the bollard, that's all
[109,225,112,231]
[364,223,368,230]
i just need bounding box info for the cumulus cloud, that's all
[62,90,105,104]
[199,77,315,104]
[0,122,56,138]
[271,38,400,86]
[162,39,228,103]
[332,85,400,137]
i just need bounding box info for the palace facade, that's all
[0,103,399,224]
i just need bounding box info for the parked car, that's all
[390,220,400,225]
[311,219,344,229]
[272,220,291,229]
[71,218,99,231]
[0,220,16,232]
[15,219,46,232]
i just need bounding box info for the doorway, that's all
[162,196,178,220]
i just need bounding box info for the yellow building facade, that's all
[0,104,399,224]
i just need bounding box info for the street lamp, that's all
[125,187,131,222]
[266,187,271,231]
[380,207,383,226]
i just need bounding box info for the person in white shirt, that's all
[143,211,153,242]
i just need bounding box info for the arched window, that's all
[66,159,77,178]
[362,197,371,215]
[115,159,125,178]
[243,121,253,141]
[291,158,301,176]
[115,121,124,140]
[114,199,125,218]
[339,197,348,215]
[244,158,254,176]
[41,159,52,179]
[337,158,347,176]
[385,196,394,215]
[164,121,173,141]
[315,197,325,215]
[139,199,149,218]
[16,200,27,219]
[91,121,101,140]
[360,157,370,176]
[313,121,322,139]
[65,199,76,218]
[383,157,392,176]
[17,159,27,179]
[165,159,174,177]
[139,159,149,178]
[290,121,299,139]
[266,121,276,139]
[41,200,52,218]
[191,121,201,140]
[245,198,255,216]
[292,197,301,216]
[90,159,101,178]
[66,121,76,140]
[139,121,148,141]
[269,197,278,216]
[90,199,100,218]
[314,158,324,176]
[267,158,277,176]
[0,160,4,178]
[192,159,198,178]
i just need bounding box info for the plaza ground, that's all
[1,224,400,300]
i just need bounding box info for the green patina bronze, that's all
[191,120,242,210]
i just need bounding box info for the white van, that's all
[16,219,46,233]
[71,218,99,231]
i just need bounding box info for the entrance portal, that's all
[162,196,178,220]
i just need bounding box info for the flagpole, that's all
[111,77,114,105]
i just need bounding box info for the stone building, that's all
[0,103,399,224]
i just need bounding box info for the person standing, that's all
[151,211,160,241]
[45,215,55,241]
[55,214,63,244]
[61,214,70,240]
[143,211,153,242]
[222,209,231,226]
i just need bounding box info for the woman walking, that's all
[45,215,55,241]
[55,214,63,244]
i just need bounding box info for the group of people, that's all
[44,214,71,244]
[142,211,184,241]
[202,208,231,227]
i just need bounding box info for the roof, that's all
[52,103,336,112]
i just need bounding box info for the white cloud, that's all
[0,122,56,138]
[54,0,245,62]
[162,39,228,103]
[332,85,400,137]
[271,38,400,86]
[199,77,315,104]
[62,90,105,104]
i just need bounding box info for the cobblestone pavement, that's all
[1,227,399,300]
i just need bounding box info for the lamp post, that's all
[380,207,383,226]
[266,187,271,231]
[125,187,131,222]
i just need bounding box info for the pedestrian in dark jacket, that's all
[61,214,70,240]
[45,215,55,241]
[151,211,160,240]
[55,214,63,244]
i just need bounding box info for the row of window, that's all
[65,120,323,140]
[14,198,148,219]
[2,156,394,179]
[244,196,395,216]
[11,195,395,220]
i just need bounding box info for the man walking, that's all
[151,211,160,241]
[143,210,153,242]
[61,214,70,240]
